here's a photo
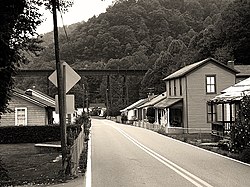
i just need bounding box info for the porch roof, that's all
[120,99,147,112]
[138,92,167,108]
[211,77,250,103]
[154,98,182,109]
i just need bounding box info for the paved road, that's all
[89,119,250,187]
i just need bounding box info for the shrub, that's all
[0,126,61,144]
[239,148,250,163]
[231,96,250,153]
[0,125,83,144]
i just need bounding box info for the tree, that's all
[0,0,73,114]
[231,95,250,154]
[218,0,250,64]
[0,0,41,114]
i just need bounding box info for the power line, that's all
[58,8,69,42]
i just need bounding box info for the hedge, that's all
[0,126,61,144]
[0,125,83,144]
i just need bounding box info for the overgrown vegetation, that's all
[0,0,73,114]
[16,0,250,115]
[231,96,250,162]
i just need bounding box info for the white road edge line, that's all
[120,121,250,167]
[156,128,250,167]
[110,124,213,187]
[85,127,92,187]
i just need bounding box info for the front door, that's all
[15,107,27,126]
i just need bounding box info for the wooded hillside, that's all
[18,0,249,114]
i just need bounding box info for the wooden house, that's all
[0,89,55,126]
[155,58,238,134]
[136,93,167,129]
[120,99,147,123]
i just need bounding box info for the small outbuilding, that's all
[0,88,55,126]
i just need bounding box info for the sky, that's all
[37,0,114,34]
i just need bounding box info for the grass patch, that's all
[0,143,63,186]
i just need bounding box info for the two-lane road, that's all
[88,119,250,187]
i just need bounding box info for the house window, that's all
[15,107,27,126]
[174,79,177,96]
[206,75,216,94]
[169,81,172,96]
[179,78,182,96]
[207,103,216,122]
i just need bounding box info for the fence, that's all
[69,125,85,176]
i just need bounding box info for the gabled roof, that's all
[138,92,167,108]
[120,99,147,112]
[163,58,239,81]
[13,88,55,108]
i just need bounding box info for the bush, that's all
[0,126,61,144]
[0,125,83,144]
[239,148,250,163]
[231,96,250,152]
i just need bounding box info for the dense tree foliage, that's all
[0,0,73,114]
[18,0,249,114]
[231,96,250,153]
[0,0,42,114]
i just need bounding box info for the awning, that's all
[154,98,182,109]
[210,77,250,103]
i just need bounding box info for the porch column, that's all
[211,101,213,122]
[230,102,233,129]
[222,103,225,136]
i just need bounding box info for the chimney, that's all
[147,92,155,100]
[147,87,155,100]
[227,60,234,69]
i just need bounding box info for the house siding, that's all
[186,62,236,132]
[0,96,47,126]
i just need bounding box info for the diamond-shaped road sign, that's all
[48,62,81,93]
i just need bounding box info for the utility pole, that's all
[51,0,67,175]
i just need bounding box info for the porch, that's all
[211,121,233,137]
[209,99,239,138]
